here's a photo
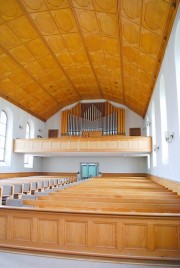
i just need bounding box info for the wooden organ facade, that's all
[61,102,125,136]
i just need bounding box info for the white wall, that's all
[45,100,144,137]
[42,156,147,174]
[0,98,146,174]
[0,98,44,173]
[145,5,180,181]
[45,111,61,138]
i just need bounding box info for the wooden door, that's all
[129,128,141,136]
[48,129,58,138]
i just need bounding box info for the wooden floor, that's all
[23,176,180,213]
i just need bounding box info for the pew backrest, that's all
[23,183,31,194]
[13,184,23,199]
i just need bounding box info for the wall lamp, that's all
[153,145,160,152]
[19,124,23,129]
[165,131,175,143]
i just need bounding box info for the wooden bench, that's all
[22,199,180,213]
[1,175,180,261]
[21,176,180,214]
[22,182,32,195]
[0,175,78,205]
[38,195,180,204]
[13,184,23,199]
[1,185,14,205]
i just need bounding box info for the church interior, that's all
[0,0,180,267]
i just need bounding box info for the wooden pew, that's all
[13,184,23,199]
[22,176,180,214]
[0,175,78,206]
[22,199,180,213]
[1,185,14,205]
[23,182,32,195]
[38,195,180,204]
[1,175,180,262]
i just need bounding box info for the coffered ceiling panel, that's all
[0,0,179,121]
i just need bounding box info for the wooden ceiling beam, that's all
[69,0,104,99]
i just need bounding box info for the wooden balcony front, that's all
[13,136,152,154]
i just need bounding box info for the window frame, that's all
[24,122,33,168]
[0,110,8,163]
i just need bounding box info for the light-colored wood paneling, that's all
[14,136,152,154]
[0,1,179,120]
[12,217,32,242]
[0,207,180,261]
[37,219,58,244]
[82,131,102,137]
[65,220,87,246]
[0,216,6,239]
[93,222,117,248]
[123,223,147,249]
[154,225,179,250]
[1,176,180,260]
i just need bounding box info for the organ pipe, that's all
[61,102,125,136]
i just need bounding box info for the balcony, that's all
[14,136,152,155]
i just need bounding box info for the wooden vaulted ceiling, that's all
[0,0,179,121]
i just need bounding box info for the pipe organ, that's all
[61,102,125,136]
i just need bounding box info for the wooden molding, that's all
[0,173,145,180]
[0,172,77,180]
[0,172,43,179]
[42,172,76,176]
[102,173,146,177]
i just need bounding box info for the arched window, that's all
[24,122,33,168]
[152,101,157,167]
[160,75,168,164]
[0,110,7,162]
[26,122,30,139]
[175,20,180,135]
[146,116,150,136]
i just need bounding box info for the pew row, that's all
[22,177,180,214]
[22,199,180,213]
[0,176,180,262]
[0,175,77,205]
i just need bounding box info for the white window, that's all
[175,20,180,136]
[146,116,150,136]
[24,122,33,168]
[160,75,168,164]
[151,102,157,167]
[0,110,7,162]
[26,122,30,139]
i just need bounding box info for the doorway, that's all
[80,162,99,179]
[129,128,141,136]
[48,129,58,138]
